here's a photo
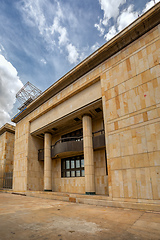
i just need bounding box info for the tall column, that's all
[82,114,95,195]
[44,132,52,191]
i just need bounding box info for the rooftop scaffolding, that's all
[16,81,42,111]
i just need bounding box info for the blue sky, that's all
[0,0,159,127]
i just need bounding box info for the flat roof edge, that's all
[0,123,15,135]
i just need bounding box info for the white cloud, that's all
[18,0,80,65]
[96,0,159,42]
[98,0,126,25]
[104,26,117,41]
[0,54,23,127]
[19,0,55,49]
[95,0,126,39]
[103,4,138,41]
[142,0,159,14]
[51,16,68,46]
[95,0,126,36]
[40,58,47,65]
[66,44,79,64]
[58,27,68,45]
[91,42,100,52]
[94,21,105,36]
[117,5,138,32]
[0,43,5,53]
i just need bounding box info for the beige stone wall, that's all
[13,21,160,202]
[5,132,15,172]
[13,120,44,191]
[27,135,44,191]
[0,133,6,187]
[92,118,108,195]
[94,150,108,195]
[0,131,14,188]
[13,120,29,191]
[101,25,160,200]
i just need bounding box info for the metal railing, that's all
[51,136,83,149]
[51,129,104,148]
[92,129,104,136]
[38,129,105,160]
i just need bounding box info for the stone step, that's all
[23,191,160,212]
[1,190,160,212]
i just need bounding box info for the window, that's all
[61,155,84,178]
[61,128,83,142]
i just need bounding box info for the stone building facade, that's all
[0,123,15,188]
[12,4,160,206]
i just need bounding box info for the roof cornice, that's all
[0,123,15,135]
[12,3,160,123]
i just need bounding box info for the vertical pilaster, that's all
[44,132,52,191]
[82,115,95,194]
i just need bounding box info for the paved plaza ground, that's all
[0,192,160,240]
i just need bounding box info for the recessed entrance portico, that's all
[34,100,108,195]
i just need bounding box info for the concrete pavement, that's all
[0,192,160,240]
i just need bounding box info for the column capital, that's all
[44,131,52,135]
[82,113,92,118]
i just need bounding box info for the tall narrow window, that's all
[105,150,108,175]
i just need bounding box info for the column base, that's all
[85,192,96,195]
[44,189,52,192]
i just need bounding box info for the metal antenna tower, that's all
[16,81,42,111]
